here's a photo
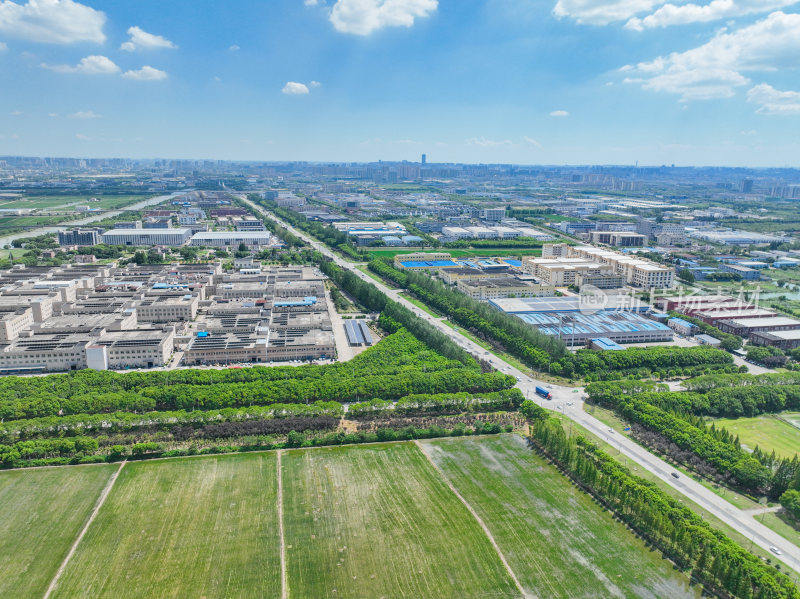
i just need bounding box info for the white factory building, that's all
[101,228,193,247]
[190,231,272,248]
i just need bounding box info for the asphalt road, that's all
[245,196,800,573]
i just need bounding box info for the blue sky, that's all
[0,0,799,165]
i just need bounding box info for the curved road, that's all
[244,196,800,574]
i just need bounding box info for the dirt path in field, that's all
[414,441,531,599]
[43,461,126,599]
[277,450,287,599]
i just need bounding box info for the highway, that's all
[244,196,800,574]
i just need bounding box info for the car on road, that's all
[671,472,680,479]
[770,547,782,555]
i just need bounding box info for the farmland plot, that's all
[421,435,702,599]
[281,442,520,599]
[0,464,115,598]
[51,453,281,599]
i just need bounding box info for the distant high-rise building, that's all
[421,154,426,165]
[740,179,754,193]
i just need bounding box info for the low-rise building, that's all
[717,316,800,338]
[135,294,199,323]
[190,231,271,248]
[101,228,192,247]
[667,317,699,336]
[750,329,800,350]
[456,277,555,300]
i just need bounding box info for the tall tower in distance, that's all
[421,153,426,165]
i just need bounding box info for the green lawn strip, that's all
[584,403,762,511]
[52,453,281,599]
[0,464,116,598]
[365,248,542,259]
[282,442,519,599]
[561,413,780,564]
[355,264,398,288]
[401,292,442,318]
[714,414,800,460]
[421,434,701,599]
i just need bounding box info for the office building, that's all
[101,228,192,247]
[190,231,272,248]
[58,229,101,247]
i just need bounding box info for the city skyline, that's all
[0,0,799,166]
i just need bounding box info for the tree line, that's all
[586,382,800,499]
[529,414,800,599]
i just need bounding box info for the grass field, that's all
[0,194,148,211]
[0,464,116,598]
[51,453,281,599]
[422,435,701,599]
[364,248,542,259]
[714,414,800,459]
[281,442,520,599]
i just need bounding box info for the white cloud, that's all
[0,0,105,43]
[305,0,319,5]
[47,112,58,117]
[10,110,22,115]
[0,41,6,51]
[523,136,543,148]
[626,0,798,30]
[42,54,119,74]
[330,0,437,35]
[75,133,89,140]
[69,110,100,119]
[466,137,513,147]
[550,110,570,116]
[122,65,168,81]
[622,12,800,100]
[747,83,800,114]
[309,80,321,87]
[228,44,240,51]
[282,81,310,94]
[552,0,659,25]
[120,26,176,51]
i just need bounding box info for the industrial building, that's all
[488,294,668,345]
[667,317,699,336]
[509,310,672,346]
[750,329,800,350]
[456,277,555,300]
[716,316,800,338]
[190,231,272,247]
[101,228,192,247]
[0,261,338,372]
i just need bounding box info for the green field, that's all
[0,194,148,211]
[422,435,701,599]
[0,437,727,598]
[0,464,116,598]
[51,454,281,599]
[281,442,519,599]
[714,414,800,459]
[364,248,541,259]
